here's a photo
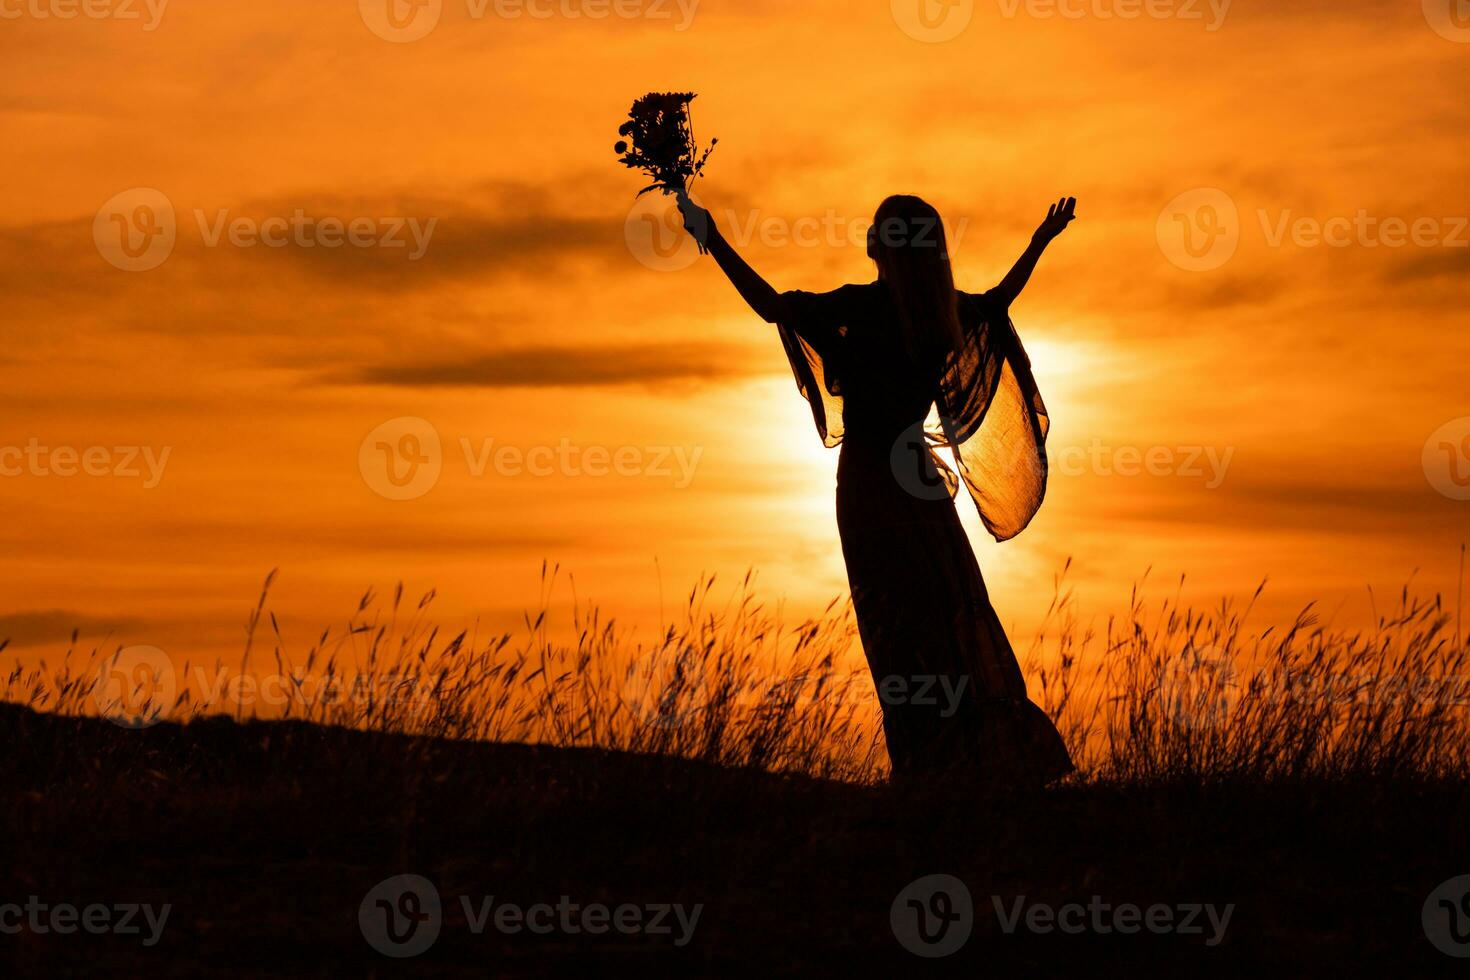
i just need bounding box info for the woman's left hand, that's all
[1032,196,1077,246]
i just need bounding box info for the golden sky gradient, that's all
[2,0,1468,672]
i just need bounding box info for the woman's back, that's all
[787,280,945,450]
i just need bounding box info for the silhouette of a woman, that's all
[677,190,1077,785]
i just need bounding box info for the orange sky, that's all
[2,0,1468,673]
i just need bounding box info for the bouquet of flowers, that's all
[614,92,717,197]
[615,92,717,252]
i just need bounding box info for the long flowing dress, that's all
[777,280,1073,784]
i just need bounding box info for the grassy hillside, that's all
[4,702,1468,976]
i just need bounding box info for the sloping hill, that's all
[2,703,1466,976]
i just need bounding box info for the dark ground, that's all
[3,703,1468,977]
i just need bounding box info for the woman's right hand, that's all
[674,188,712,247]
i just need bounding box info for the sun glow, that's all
[1,0,1465,665]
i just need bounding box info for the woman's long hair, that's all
[868,195,964,371]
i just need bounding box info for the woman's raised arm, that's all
[991,196,1077,307]
[676,190,789,324]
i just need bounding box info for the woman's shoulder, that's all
[794,280,884,303]
[957,287,1010,321]
[782,281,886,323]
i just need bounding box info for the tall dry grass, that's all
[1026,557,1470,782]
[6,555,1468,786]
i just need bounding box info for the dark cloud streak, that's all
[0,610,144,650]
[332,342,756,389]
